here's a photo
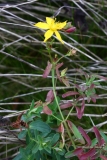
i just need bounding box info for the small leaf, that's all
[78,126,91,146]
[57,123,64,133]
[93,126,102,146]
[56,62,63,82]
[18,130,27,139]
[60,68,68,77]
[50,133,60,146]
[62,91,79,98]
[19,148,27,159]
[62,77,70,87]
[65,148,83,158]
[91,94,98,103]
[29,119,51,136]
[67,120,85,144]
[44,146,51,154]
[86,76,96,86]
[76,107,84,119]
[13,154,22,160]
[48,96,60,113]
[85,88,95,97]
[99,75,107,81]
[32,144,39,154]
[100,155,107,160]
[45,90,54,102]
[90,138,98,147]
[60,102,73,109]
[21,114,28,122]
[100,131,107,143]
[104,145,107,150]
[81,97,85,113]
[58,149,65,156]
[25,141,35,153]
[43,61,52,78]
[79,148,96,160]
[42,105,52,115]
[30,99,35,111]
[93,81,100,86]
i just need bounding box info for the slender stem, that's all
[46,42,52,62]
[52,67,76,149]
[52,114,62,122]
[65,106,74,121]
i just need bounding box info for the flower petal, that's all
[56,21,66,29]
[55,31,64,44]
[46,17,54,25]
[34,22,49,29]
[44,30,53,42]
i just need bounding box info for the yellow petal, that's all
[46,17,55,26]
[55,31,64,44]
[34,22,49,29]
[56,21,67,30]
[44,30,54,42]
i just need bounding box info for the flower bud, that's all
[63,22,72,29]
[65,27,76,33]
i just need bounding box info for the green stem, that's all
[52,67,76,149]
[52,114,62,122]
[65,106,74,121]
[46,42,52,62]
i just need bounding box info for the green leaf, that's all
[18,130,27,139]
[104,145,107,150]
[91,138,98,147]
[68,121,85,144]
[65,150,75,158]
[21,114,28,122]
[25,141,35,153]
[37,135,43,143]
[85,88,95,97]
[50,133,60,146]
[93,82,100,86]
[30,119,51,137]
[54,150,61,160]
[44,146,51,154]
[35,151,41,160]
[30,99,35,111]
[32,144,39,154]
[49,96,60,113]
[22,114,34,123]
[58,149,65,156]
[26,132,30,145]
[86,76,96,86]
[19,148,27,159]
[13,154,22,160]
[28,154,35,160]
[61,68,67,77]
[100,131,107,143]
[30,106,43,114]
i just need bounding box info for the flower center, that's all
[50,23,57,31]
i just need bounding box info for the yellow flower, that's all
[34,17,66,44]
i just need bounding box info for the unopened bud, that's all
[65,27,76,33]
[63,22,72,29]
